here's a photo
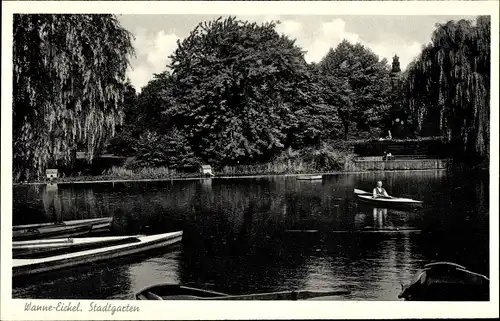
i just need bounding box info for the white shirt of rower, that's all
[373,186,389,197]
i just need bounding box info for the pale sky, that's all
[117,15,477,92]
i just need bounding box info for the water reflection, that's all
[373,208,388,228]
[12,170,489,299]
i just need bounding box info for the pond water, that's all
[12,169,489,300]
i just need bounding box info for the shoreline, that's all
[12,168,448,186]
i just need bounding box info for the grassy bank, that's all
[15,140,477,185]
[15,145,355,184]
[14,167,200,185]
[17,159,351,184]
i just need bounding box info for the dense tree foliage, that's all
[137,72,174,133]
[405,16,490,163]
[14,15,490,180]
[289,63,343,148]
[319,40,392,139]
[134,128,200,168]
[165,17,325,164]
[107,80,138,156]
[13,14,134,181]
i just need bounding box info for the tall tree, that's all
[290,63,343,148]
[107,80,138,156]
[319,40,392,139]
[138,71,175,133]
[13,14,134,181]
[166,17,315,164]
[405,16,490,163]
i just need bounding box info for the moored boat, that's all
[135,284,350,300]
[297,175,323,180]
[398,262,489,301]
[13,231,183,277]
[354,189,422,206]
[13,217,113,241]
[13,235,140,259]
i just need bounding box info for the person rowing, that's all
[373,181,391,198]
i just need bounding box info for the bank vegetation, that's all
[13,15,490,182]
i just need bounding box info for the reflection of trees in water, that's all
[12,170,490,298]
[283,178,346,231]
[42,184,62,220]
[14,184,113,224]
[55,187,109,220]
[177,179,313,294]
[13,185,48,225]
[419,170,489,275]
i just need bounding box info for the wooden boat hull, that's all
[13,231,183,277]
[135,284,350,300]
[357,195,423,206]
[398,262,489,301]
[13,235,141,259]
[13,218,113,241]
[136,284,229,300]
[296,175,323,180]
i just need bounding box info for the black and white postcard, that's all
[1,1,499,320]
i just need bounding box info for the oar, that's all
[201,290,351,300]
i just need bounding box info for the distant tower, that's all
[391,54,401,74]
[390,54,402,92]
[388,54,406,138]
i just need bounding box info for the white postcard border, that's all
[2,1,499,320]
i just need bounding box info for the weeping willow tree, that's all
[13,14,134,181]
[405,16,490,164]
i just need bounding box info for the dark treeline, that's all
[13,15,490,181]
[13,14,134,181]
[404,16,490,165]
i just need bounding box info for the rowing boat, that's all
[135,284,350,300]
[13,217,113,241]
[13,231,183,277]
[354,189,422,206]
[398,262,489,301]
[296,175,323,180]
[13,235,140,259]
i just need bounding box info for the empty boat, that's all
[296,175,323,181]
[135,284,350,300]
[13,217,113,241]
[398,262,489,301]
[13,235,141,259]
[13,231,183,277]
